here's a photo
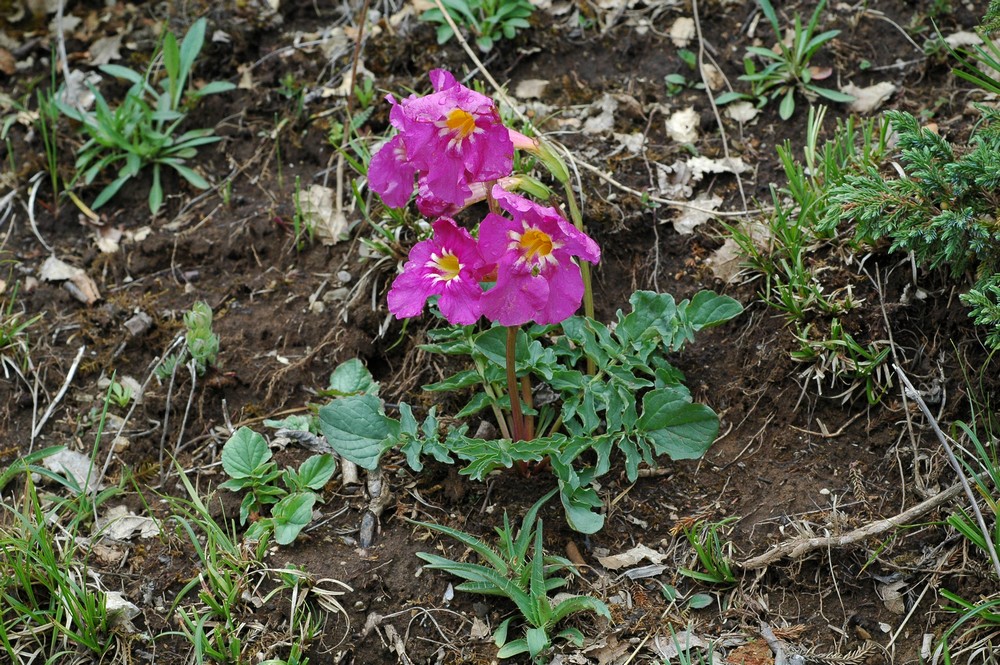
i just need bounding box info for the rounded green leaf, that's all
[221,427,272,479]
[327,358,377,396]
[637,387,719,460]
[297,454,336,490]
[318,395,398,470]
[272,492,317,545]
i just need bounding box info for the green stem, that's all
[561,181,596,375]
[505,326,526,442]
[561,181,594,322]
[469,332,512,442]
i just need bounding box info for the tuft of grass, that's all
[728,105,892,402]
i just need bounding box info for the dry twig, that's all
[738,482,964,569]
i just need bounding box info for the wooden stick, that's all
[738,482,963,569]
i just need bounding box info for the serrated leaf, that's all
[317,395,397,470]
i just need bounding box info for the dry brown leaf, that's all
[596,543,667,569]
[0,48,15,75]
[673,193,722,235]
[843,81,896,114]
[666,107,699,143]
[669,17,695,47]
[40,256,101,304]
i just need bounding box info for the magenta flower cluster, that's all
[371,70,600,327]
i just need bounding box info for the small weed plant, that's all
[715,0,853,119]
[823,108,1000,349]
[0,278,41,376]
[412,490,609,662]
[57,17,234,214]
[165,464,350,662]
[930,414,1000,661]
[678,516,738,585]
[157,300,220,380]
[421,0,534,52]
[219,427,336,546]
[664,49,706,97]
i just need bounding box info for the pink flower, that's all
[387,218,487,325]
[368,69,514,208]
[478,186,600,326]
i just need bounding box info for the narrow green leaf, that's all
[779,89,795,120]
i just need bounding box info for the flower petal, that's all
[535,260,584,324]
[482,259,549,326]
[368,135,415,208]
[438,279,484,325]
[387,267,436,319]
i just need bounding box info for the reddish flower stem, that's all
[520,375,534,441]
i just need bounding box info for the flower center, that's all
[519,228,553,261]
[429,252,462,282]
[444,109,477,139]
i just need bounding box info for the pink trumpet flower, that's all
[368,69,514,208]
[386,218,487,326]
[478,186,600,326]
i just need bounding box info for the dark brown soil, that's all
[1,1,998,664]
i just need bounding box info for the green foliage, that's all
[729,106,893,402]
[824,108,1000,348]
[318,290,742,533]
[218,427,336,545]
[946,4,1000,98]
[931,416,1000,662]
[0,278,42,374]
[107,379,133,407]
[36,86,61,213]
[677,517,738,585]
[664,49,705,97]
[421,0,534,52]
[56,17,234,214]
[157,300,220,379]
[0,473,116,662]
[984,0,1000,33]
[714,0,853,120]
[411,490,609,662]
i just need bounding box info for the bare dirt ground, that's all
[2,1,999,663]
